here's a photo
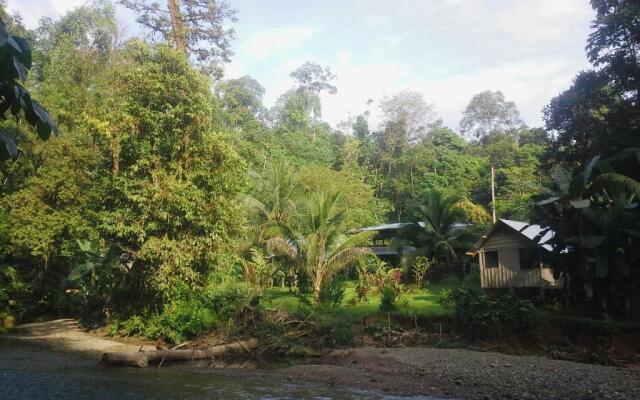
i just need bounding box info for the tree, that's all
[460,90,524,222]
[119,0,237,77]
[544,71,638,167]
[379,90,435,146]
[275,62,337,140]
[587,0,640,100]
[267,192,371,303]
[290,62,337,96]
[297,163,391,230]
[32,1,118,130]
[216,75,266,128]
[460,90,523,140]
[545,1,640,169]
[91,41,245,306]
[397,190,472,267]
[244,160,300,243]
[535,153,640,317]
[0,0,28,37]
[271,88,321,132]
[1,133,99,311]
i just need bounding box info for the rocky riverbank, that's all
[260,347,640,400]
[4,319,640,399]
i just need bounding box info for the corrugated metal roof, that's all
[468,219,555,255]
[358,222,468,232]
[359,222,424,231]
[500,219,554,251]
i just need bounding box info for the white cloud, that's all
[241,26,317,60]
[7,0,87,28]
[320,53,588,132]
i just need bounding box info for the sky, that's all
[7,0,595,131]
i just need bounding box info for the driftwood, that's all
[102,338,259,367]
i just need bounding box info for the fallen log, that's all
[102,338,259,367]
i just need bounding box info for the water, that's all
[0,341,442,400]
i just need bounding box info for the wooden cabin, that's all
[467,219,557,289]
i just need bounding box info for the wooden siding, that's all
[479,247,556,289]
[481,226,531,251]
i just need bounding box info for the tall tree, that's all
[91,41,245,305]
[290,61,337,97]
[545,0,640,169]
[587,0,640,100]
[32,1,118,130]
[216,75,266,128]
[460,90,524,222]
[276,62,338,140]
[119,0,236,78]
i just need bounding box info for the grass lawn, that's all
[262,274,463,322]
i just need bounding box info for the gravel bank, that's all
[269,347,640,399]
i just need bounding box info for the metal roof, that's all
[468,219,555,255]
[358,222,424,231]
[357,222,469,232]
[500,219,554,251]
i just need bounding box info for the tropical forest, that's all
[0,1,639,399]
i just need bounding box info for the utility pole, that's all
[490,163,496,223]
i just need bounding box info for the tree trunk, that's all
[490,162,496,223]
[312,279,322,304]
[102,338,259,367]
[167,0,188,52]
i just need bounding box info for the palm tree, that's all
[397,190,472,266]
[267,192,372,303]
[243,160,301,242]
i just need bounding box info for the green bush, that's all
[452,288,539,340]
[439,288,455,307]
[0,265,30,332]
[318,276,346,307]
[305,308,354,346]
[379,284,399,313]
[110,280,250,344]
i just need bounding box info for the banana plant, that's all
[535,153,640,316]
[0,18,58,161]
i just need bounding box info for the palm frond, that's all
[266,237,297,260]
[326,247,372,274]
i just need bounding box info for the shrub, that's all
[318,276,346,307]
[379,285,399,313]
[412,256,434,288]
[425,262,449,283]
[439,288,455,307]
[452,288,539,340]
[0,265,29,332]
[150,293,217,344]
[111,279,250,344]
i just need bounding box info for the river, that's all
[0,341,444,400]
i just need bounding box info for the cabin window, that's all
[519,248,539,269]
[485,251,499,268]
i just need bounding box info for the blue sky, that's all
[8,0,594,130]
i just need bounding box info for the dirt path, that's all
[3,319,156,357]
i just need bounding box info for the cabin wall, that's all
[478,229,555,288]
[481,227,531,251]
